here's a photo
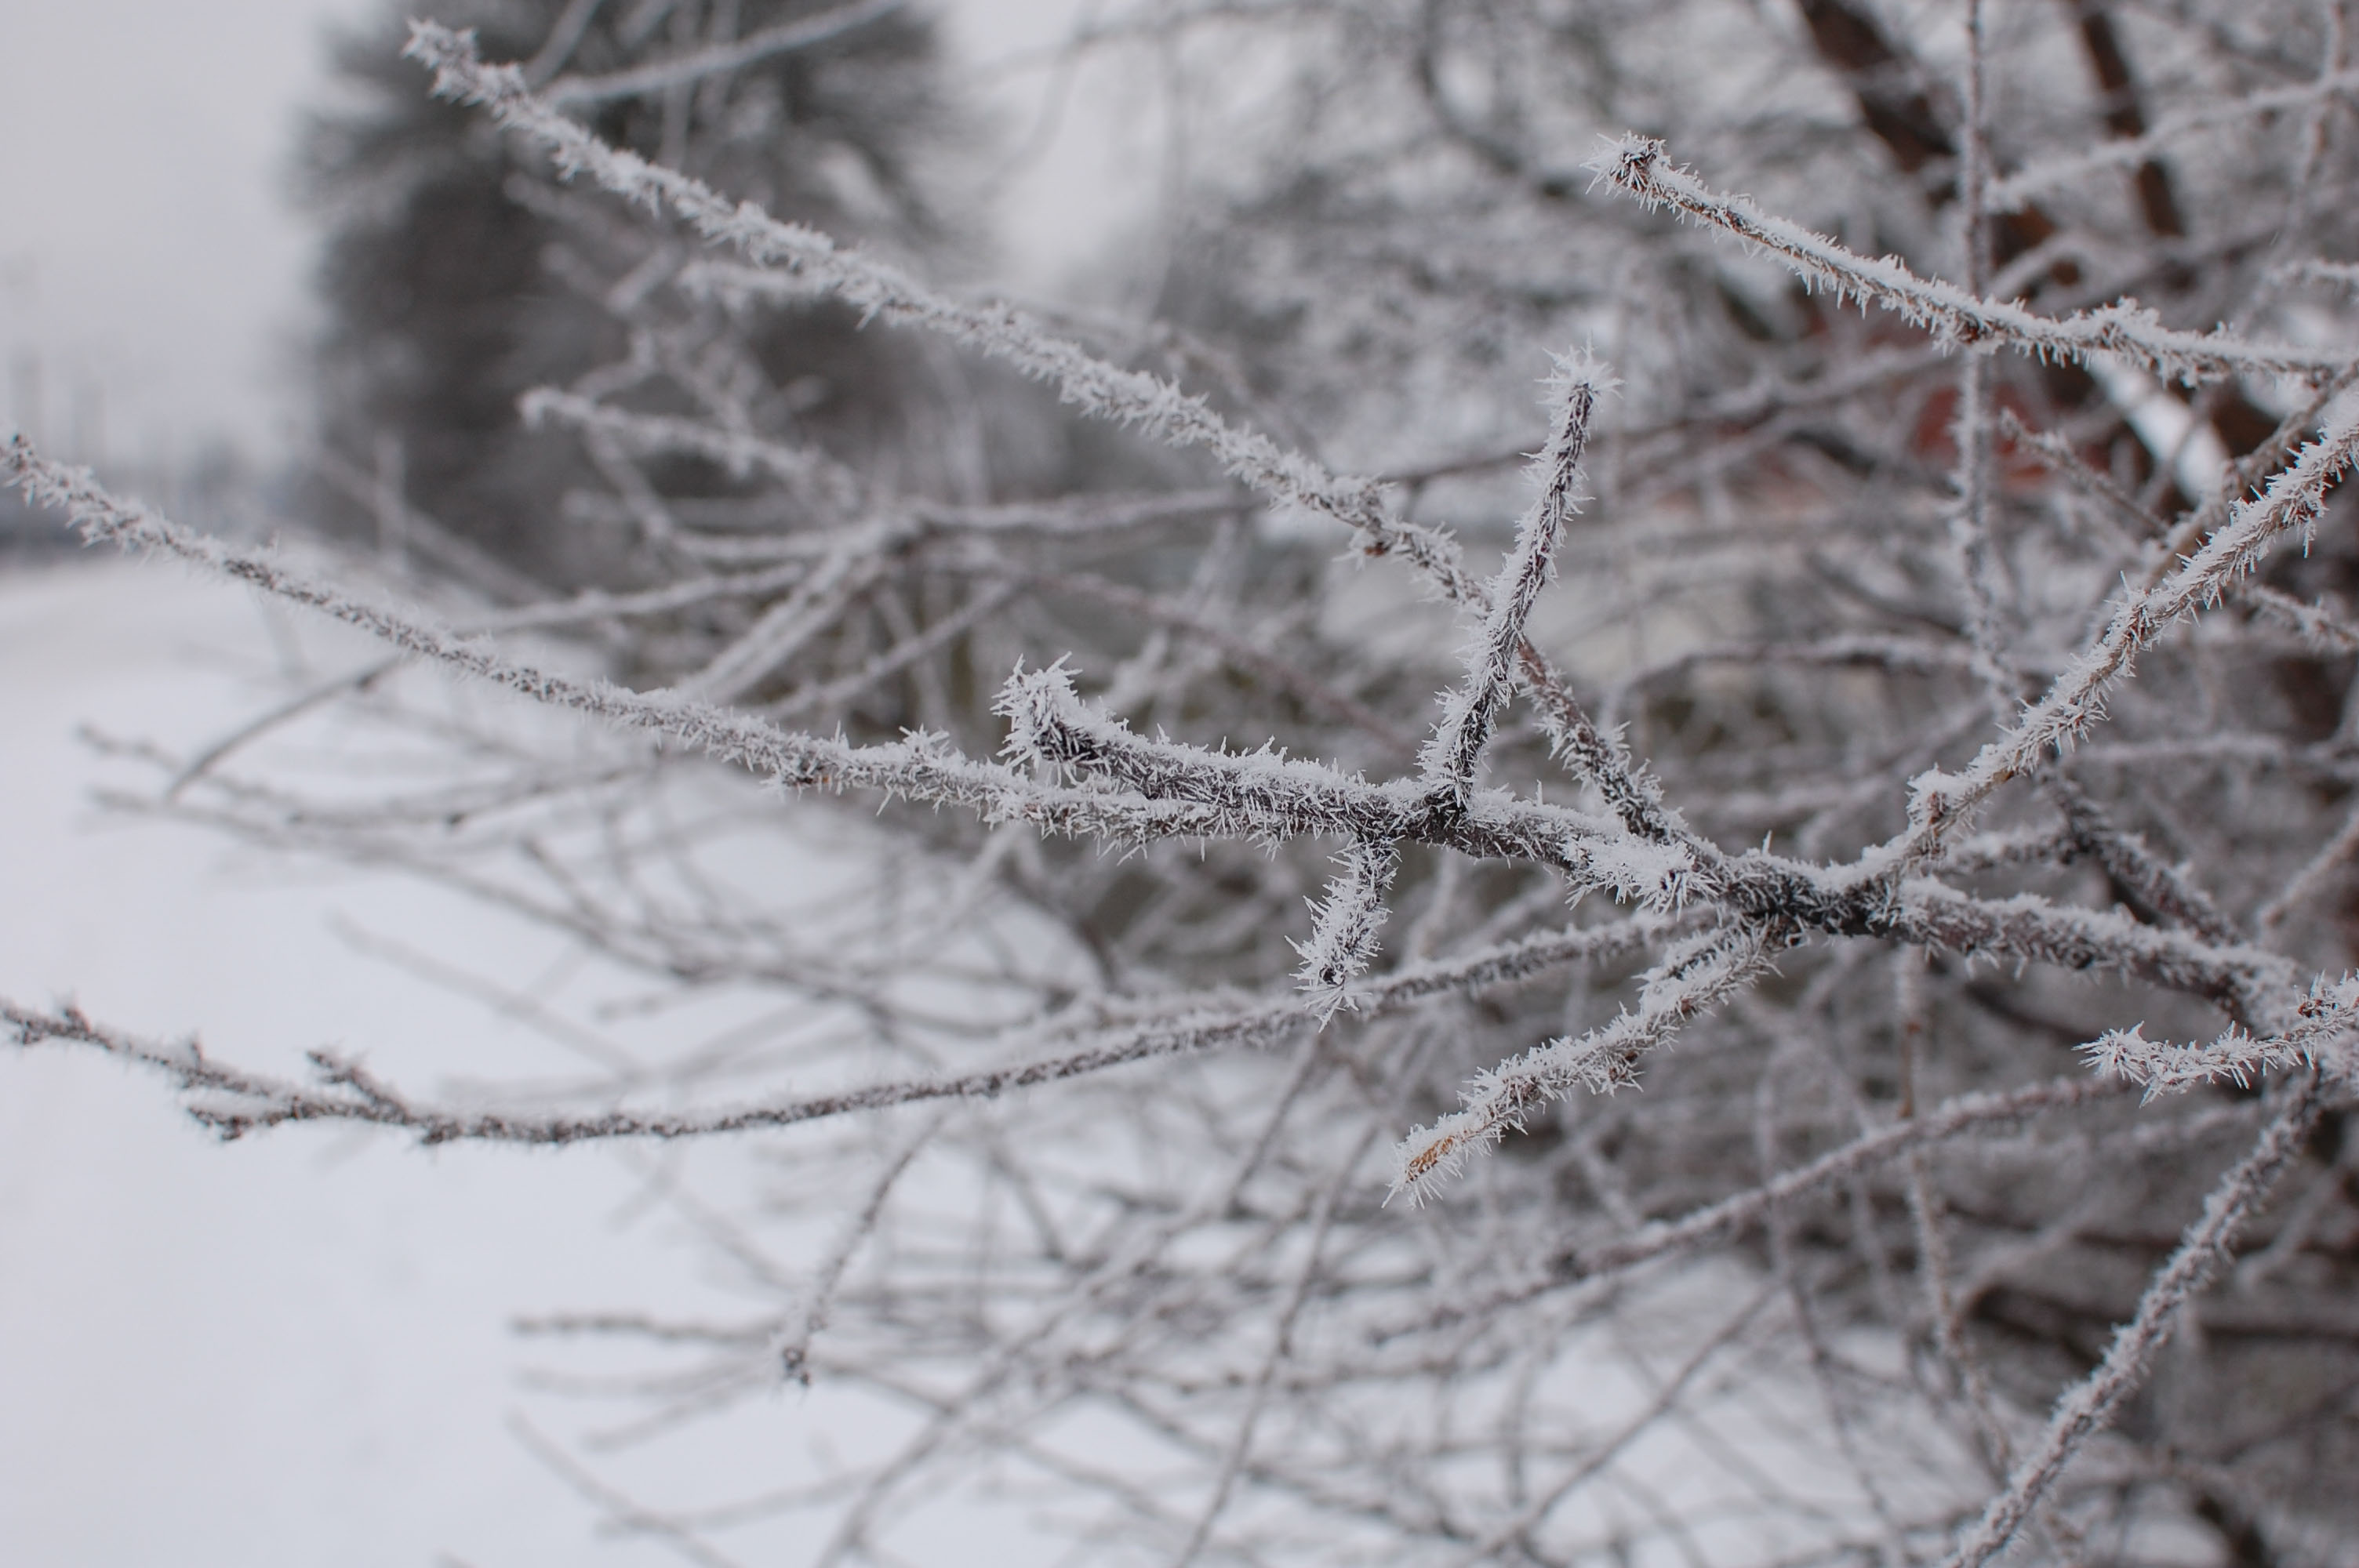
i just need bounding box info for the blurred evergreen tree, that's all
[300,0,975,583]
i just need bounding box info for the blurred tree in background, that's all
[304,0,1039,585]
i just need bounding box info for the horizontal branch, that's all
[1586,136,2350,382]
[2083,975,2359,1096]
[0,441,1376,851]
[0,999,1297,1145]
[1019,568,1416,752]
[1988,67,2359,212]
[522,387,862,509]
[2,916,1672,1145]
[542,0,909,107]
[1567,1075,2128,1279]
[1888,880,2293,1025]
[14,438,2286,1039]
[995,663,1681,881]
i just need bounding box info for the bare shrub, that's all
[8,2,2359,1563]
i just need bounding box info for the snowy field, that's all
[0,557,765,1566]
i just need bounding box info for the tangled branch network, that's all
[10,10,2359,1564]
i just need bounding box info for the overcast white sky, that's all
[0,0,1141,474]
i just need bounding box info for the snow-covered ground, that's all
[0,558,768,1566]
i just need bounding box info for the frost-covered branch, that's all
[1568,1075,2129,1279]
[1394,924,1771,1200]
[0,996,1292,1144]
[0,441,1370,851]
[407,21,1692,852]
[1419,356,1601,807]
[4,909,1679,1145]
[405,23,1445,570]
[1292,837,1399,1021]
[1884,397,2359,865]
[541,0,909,107]
[1938,1079,2323,1566]
[521,387,863,509]
[1587,136,2350,382]
[1987,66,2359,212]
[2083,977,2359,1096]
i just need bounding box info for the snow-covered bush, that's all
[9,2,2359,1562]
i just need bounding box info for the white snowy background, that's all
[0,2,1145,1562]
